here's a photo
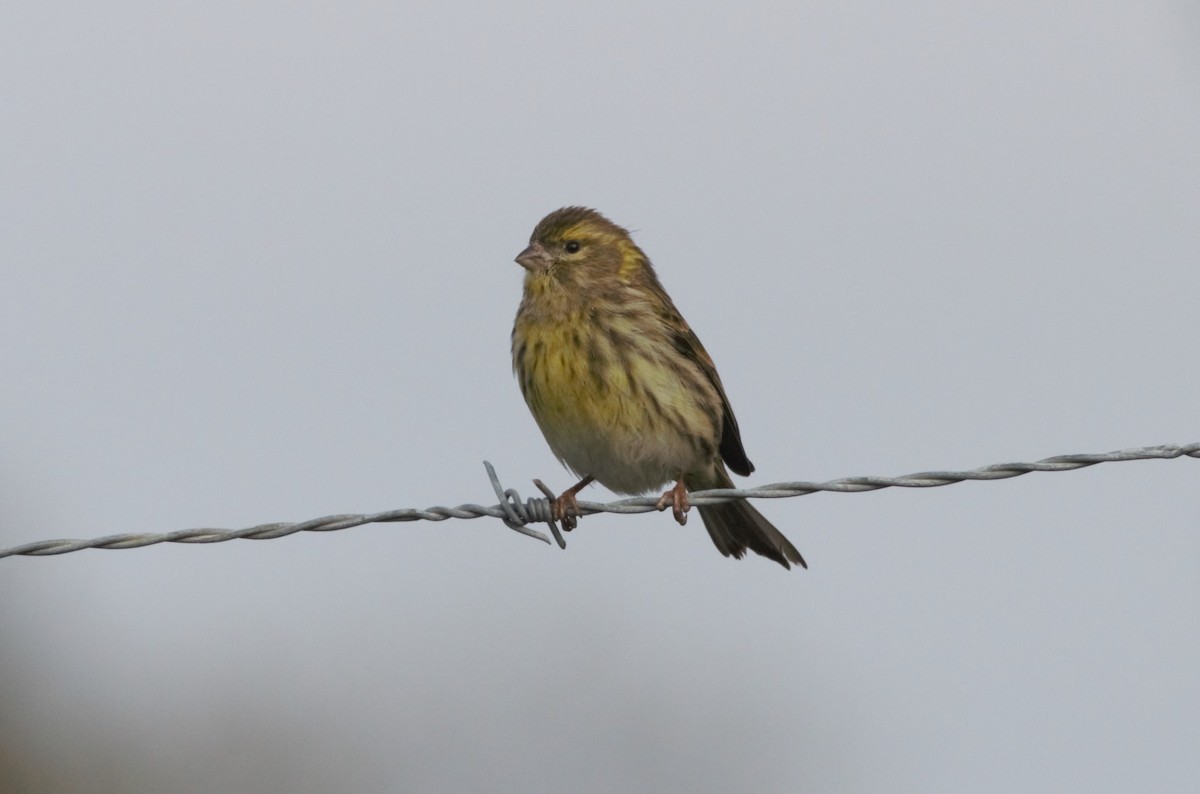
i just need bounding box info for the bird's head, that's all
[515,207,649,289]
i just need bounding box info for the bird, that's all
[511,207,805,569]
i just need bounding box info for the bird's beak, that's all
[515,241,552,272]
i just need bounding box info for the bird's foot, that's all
[551,491,581,531]
[656,480,690,526]
[547,475,595,531]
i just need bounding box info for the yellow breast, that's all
[512,305,719,494]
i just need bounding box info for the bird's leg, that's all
[551,475,594,531]
[655,479,690,526]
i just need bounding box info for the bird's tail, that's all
[695,469,806,570]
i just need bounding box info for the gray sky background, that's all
[2,2,1198,792]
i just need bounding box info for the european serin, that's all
[511,207,805,569]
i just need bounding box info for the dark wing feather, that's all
[667,321,756,478]
[718,404,755,477]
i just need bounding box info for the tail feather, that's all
[692,467,805,569]
[697,497,806,570]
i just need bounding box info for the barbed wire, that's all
[2,442,1196,560]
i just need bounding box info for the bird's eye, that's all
[564,240,581,254]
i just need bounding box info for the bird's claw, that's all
[551,491,582,532]
[656,480,690,526]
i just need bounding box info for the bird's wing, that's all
[667,321,756,478]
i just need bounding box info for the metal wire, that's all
[2,442,1196,559]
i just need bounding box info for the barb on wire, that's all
[2,442,1196,560]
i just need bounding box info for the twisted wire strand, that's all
[2,442,1196,560]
